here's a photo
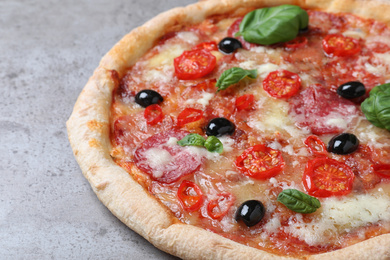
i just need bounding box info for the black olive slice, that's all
[337,81,366,99]
[135,89,163,108]
[235,200,266,227]
[327,133,359,155]
[206,118,235,136]
[218,37,242,54]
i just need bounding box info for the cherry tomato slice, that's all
[304,135,327,156]
[177,180,203,212]
[207,193,234,219]
[285,36,308,50]
[322,34,361,57]
[235,144,285,179]
[193,41,218,51]
[174,49,216,80]
[303,158,354,197]
[235,94,255,111]
[263,70,301,99]
[372,164,390,179]
[177,108,203,127]
[144,104,164,125]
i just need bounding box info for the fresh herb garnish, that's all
[204,136,223,153]
[178,134,223,153]
[177,133,206,147]
[361,83,390,131]
[277,189,321,213]
[236,5,309,45]
[216,67,257,92]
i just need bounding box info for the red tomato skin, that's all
[303,157,355,197]
[174,49,216,80]
[322,34,361,57]
[263,70,301,99]
[206,193,234,219]
[144,104,164,125]
[177,108,204,127]
[193,41,218,51]
[372,164,390,179]
[235,94,255,111]
[304,135,327,156]
[235,144,285,179]
[285,36,308,50]
[177,180,204,211]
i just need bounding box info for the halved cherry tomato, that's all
[322,34,361,57]
[193,41,218,51]
[372,164,390,179]
[144,104,164,125]
[285,36,308,50]
[207,193,234,219]
[263,70,301,99]
[235,144,285,179]
[304,135,327,156]
[303,157,354,197]
[177,180,204,212]
[174,49,216,80]
[177,108,203,127]
[235,94,255,111]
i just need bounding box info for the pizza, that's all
[67,0,390,259]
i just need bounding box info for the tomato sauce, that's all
[110,9,390,257]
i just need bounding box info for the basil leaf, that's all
[177,133,206,147]
[361,83,390,131]
[237,5,309,45]
[216,67,257,92]
[277,189,320,214]
[204,136,223,153]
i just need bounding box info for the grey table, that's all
[1,0,195,258]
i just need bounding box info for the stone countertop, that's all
[1,0,194,258]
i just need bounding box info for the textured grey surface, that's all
[0,0,195,259]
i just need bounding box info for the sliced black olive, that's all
[206,118,235,136]
[327,133,359,155]
[218,37,242,54]
[337,81,366,99]
[298,26,309,34]
[135,89,163,108]
[235,200,266,227]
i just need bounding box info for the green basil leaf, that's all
[204,136,223,153]
[237,5,309,45]
[216,67,257,92]
[361,83,390,131]
[277,189,320,214]
[177,133,206,147]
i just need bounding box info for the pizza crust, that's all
[67,0,390,259]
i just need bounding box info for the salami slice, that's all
[289,84,359,135]
[133,129,203,183]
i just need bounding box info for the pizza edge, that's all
[67,0,390,259]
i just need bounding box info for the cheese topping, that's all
[144,148,173,178]
[284,191,390,245]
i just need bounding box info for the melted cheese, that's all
[144,148,173,178]
[147,43,186,68]
[186,92,214,107]
[248,98,309,138]
[284,191,390,245]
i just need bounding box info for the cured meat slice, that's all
[289,84,359,135]
[134,129,203,183]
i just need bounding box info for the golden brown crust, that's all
[67,0,390,259]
